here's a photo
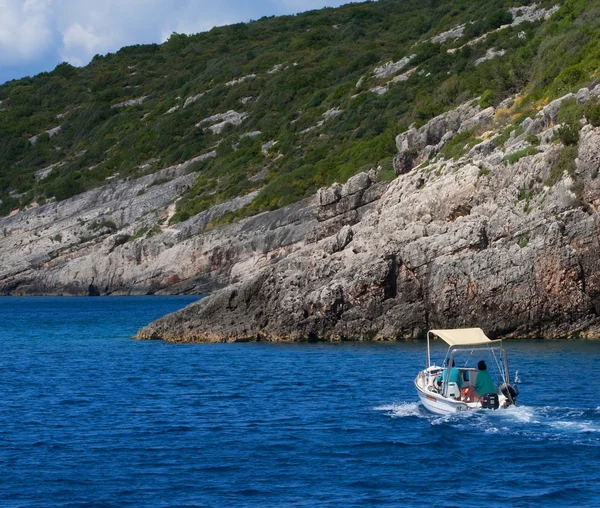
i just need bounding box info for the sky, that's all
[0,0,357,85]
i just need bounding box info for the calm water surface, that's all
[1,297,599,507]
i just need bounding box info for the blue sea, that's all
[1,297,599,507]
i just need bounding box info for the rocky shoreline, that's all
[0,151,387,298]
[4,91,600,342]
[135,92,600,342]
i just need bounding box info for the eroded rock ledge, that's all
[136,95,600,342]
[0,157,385,296]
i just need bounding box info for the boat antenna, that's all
[464,349,474,368]
[490,346,506,385]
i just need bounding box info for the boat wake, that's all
[373,402,425,418]
[375,402,600,443]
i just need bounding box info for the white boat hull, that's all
[415,382,475,415]
[414,378,472,415]
[414,371,510,415]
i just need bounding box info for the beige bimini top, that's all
[429,328,501,347]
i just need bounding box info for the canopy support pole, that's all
[426,331,431,370]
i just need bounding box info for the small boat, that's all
[414,328,519,415]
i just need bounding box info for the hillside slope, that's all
[4,0,600,340]
[136,90,600,341]
[0,0,577,221]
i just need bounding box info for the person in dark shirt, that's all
[474,360,496,396]
[461,360,496,402]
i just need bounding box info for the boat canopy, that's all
[429,328,501,347]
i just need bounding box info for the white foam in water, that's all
[501,405,600,440]
[373,402,423,418]
[376,402,600,444]
[550,420,600,433]
[565,409,585,419]
[493,404,539,424]
[484,427,500,433]
[431,414,455,426]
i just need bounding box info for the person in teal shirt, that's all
[474,360,496,396]
[436,359,463,391]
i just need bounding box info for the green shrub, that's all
[493,126,513,148]
[0,196,19,217]
[518,188,532,201]
[519,234,529,248]
[91,219,118,231]
[506,146,539,164]
[46,175,85,201]
[479,89,495,109]
[377,156,397,181]
[525,135,540,146]
[557,124,579,146]
[147,224,162,237]
[130,226,149,240]
[168,211,191,225]
[557,98,584,126]
[546,145,578,186]
[440,130,478,160]
[585,103,600,127]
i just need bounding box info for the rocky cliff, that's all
[0,154,386,297]
[135,89,600,341]
[5,86,600,341]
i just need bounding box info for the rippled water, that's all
[1,297,599,506]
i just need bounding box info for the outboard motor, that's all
[481,393,500,410]
[499,383,519,406]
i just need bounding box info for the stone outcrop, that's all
[509,4,560,26]
[136,94,600,342]
[184,93,205,108]
[7,88,600,342]
[430,24,466,44]
[474,48,506,66]
[372,55,416,79]
[29,126,62,145]
[196,110,249,134]
[0,155,386,297]
[111,96,149,109]
[225,74,256,87]
[393,101,494,175]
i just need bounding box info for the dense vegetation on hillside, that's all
[0,0,597,218]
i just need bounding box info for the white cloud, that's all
[0,0,54,65]
[61,23,105,66]
[23,0,52,12]
[0,0,359,82]
[160,18,233,44]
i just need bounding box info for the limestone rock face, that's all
[6,92,600,342]
[136,97,600,343]
[0,153,385,298]
[393,100,493,175]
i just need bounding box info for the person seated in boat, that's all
[436,359,462,395]
[461,360,496,402]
